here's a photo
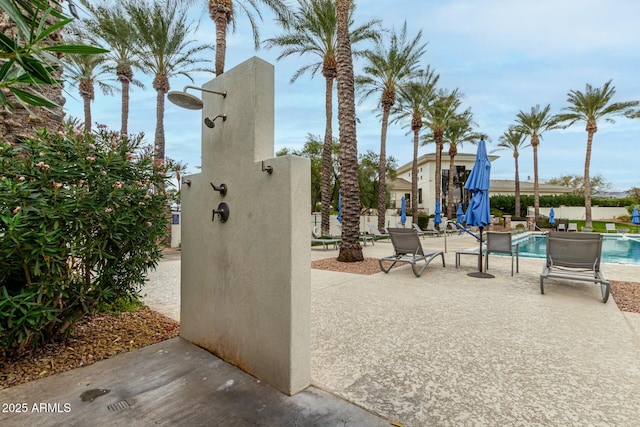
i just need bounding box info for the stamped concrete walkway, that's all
[2,232,640,426]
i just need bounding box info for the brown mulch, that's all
[611,281,640,314]
[312,257,394,275]
[0,307,179,390]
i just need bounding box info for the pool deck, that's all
[2,232,640,426]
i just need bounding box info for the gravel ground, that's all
[1,256,637,391]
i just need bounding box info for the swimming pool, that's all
[514,233,640,265]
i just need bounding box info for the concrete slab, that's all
[0,338,388,427]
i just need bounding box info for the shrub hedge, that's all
[0,125,170,354]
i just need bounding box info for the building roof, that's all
[396,152,500,174]
[490,180,573,195]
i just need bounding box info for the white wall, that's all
[531,206,630,220]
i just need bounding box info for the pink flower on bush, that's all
[112,181,123,189]
[146,221,152,227]
[39,151,46,157]
[18,176,26,181]
[126,152,134,160]
[144,193,152,199]
[35,161,50,170]
[88,143,96,150]
[53,181,63,188]
[105,208,113,213]
[86,155,96,162]
[13,206,21,214]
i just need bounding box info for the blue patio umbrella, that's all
[632,205,640,232]
[456,203,464,223]
[336,189,342,223]
[434,200,442,227]
[463,137,492,278]
[400,196,407,226]
[549,207,555,225]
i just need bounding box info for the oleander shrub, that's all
[0,125,170,354]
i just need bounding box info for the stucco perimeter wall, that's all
[532,206,630,221]
[180,57,311,395]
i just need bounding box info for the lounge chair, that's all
[605,223,616,233]
[567,223,578,232]
[484,232,519,276]
[413,223,438,239]
[368,224,390,240]
[311,227,341,250]
[540,232,610,303]
[378,228,445,277]
[557,223,566,232]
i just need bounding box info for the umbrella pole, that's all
[468,226,494,278]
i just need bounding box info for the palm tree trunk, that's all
[533,142,540,220]
[83,95,91,131]
[377,106,390,233]
[213,12,227,75]
[335,0,363,262]
[584,131,595,228]
[320,76,334,236]
[121,79,130,136]
[434,134,443,224]
[447,152,455,218]
[514,152,521,217]
[411,129,419,224]
[154,88,165,167]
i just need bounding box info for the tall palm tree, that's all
[207,0,290,76]
[556,80,639,228]
[421,88,462,220]
[125,0,213,168]
[264,0,379,237]
[442,109,481,218]
[357,22,427,233]
[80,0,144,136]
[391,66,439,224]
[334,0,362,262]
[495,128,529,218]
[63,43,116,131]
[513,104,562,220]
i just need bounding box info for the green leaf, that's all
[9,87,58,107]
[43,45,109,55]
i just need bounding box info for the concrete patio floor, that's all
[2,232,640,426]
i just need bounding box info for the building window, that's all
[418,188,422,204]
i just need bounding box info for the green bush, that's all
[0,125,170,354]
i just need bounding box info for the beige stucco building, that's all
[389,152,573,216]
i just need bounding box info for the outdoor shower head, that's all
[204,114,227,128]
[167,85,227,110]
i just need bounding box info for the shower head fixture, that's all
[204,114,227,128]
[167,85,227,110]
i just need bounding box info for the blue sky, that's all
[65,0,640,191]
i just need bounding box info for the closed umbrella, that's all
[336,189,342,223]
[400,196,407,227]
[549,207,555,226]
[463,137,493,278]
[456,203,464,223]
[434,200,442,229]
[632,205,640,233]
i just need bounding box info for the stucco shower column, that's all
[180,57,311,395]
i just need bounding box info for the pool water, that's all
[514,234,640,265]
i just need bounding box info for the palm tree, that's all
[556,80,639,228]
[442,109,481,218]
[80,0,144,136]
[334,0,362,262]
[391,66,439,224]
[495,128,529,218]
[264,0,379,237]
[63,43,116,131]
[357,22,427,233]
[421,88,462,219]
[513,104,562,220]
[125,0,213,168]
[207,0,290,76]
